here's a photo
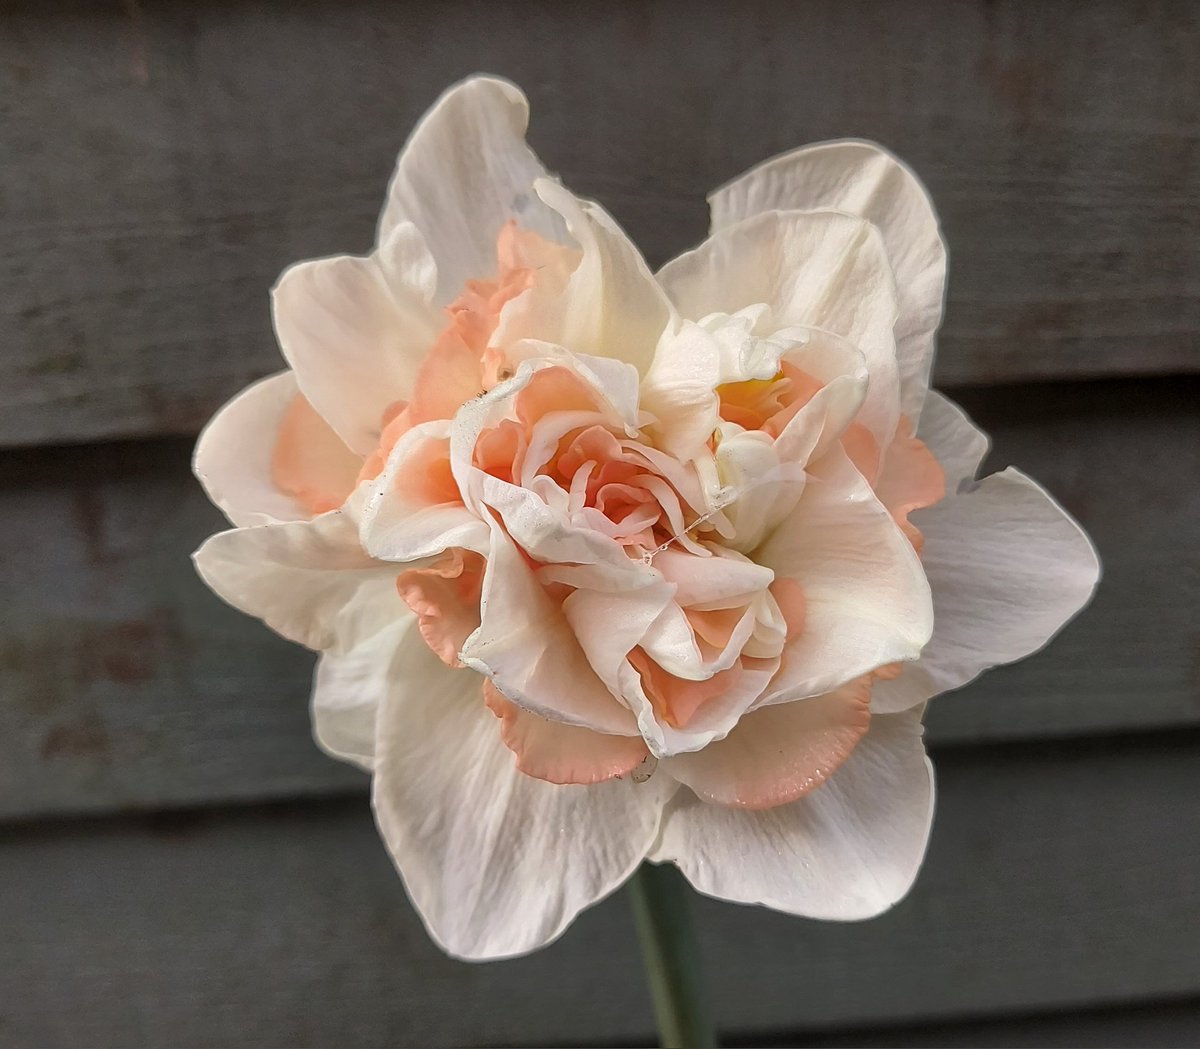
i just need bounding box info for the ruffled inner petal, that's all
[663,675,873,809]
[396,549,486,667]
[484,681,650,785]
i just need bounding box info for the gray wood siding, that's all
[3,0,1199,447]
[2,0,1197,1045]
[3,735,1199,1047]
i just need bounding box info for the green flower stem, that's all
[628,862,719,1049]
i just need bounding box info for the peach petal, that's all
[686,606,747,653]
[842,422,882,485]
[411,328,488,424]
[483,681,650,786]
[271,393,364,515]
[770,577,807,641]
[515,366,600,428]
[396,549,486,667]
[474,418,525,482]
[874,416,946,553]
[393,433,460,508]
[664,676,873,809]
[629,648,739,729]
[358,222,568,486]
[357,401,412,483]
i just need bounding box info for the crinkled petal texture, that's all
[707,139,947,418]
[377,75,567,303]
[192,500,402,655]
[651,705,934,919]
[190,77,1101,960]
[872,394,1101,714]
[372,632,674,960]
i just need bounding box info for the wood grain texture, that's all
[3,732,1200,1046]
[0,377,1195,822]
[789,998,1200,1049]
[4,0,1200,447]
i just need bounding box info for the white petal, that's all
[652,705,933,919]
[661,678,871,810]
[271,223,443,455]
[192,507,403,654]
[755,445,934,703]
[708,140,947,419]
[358,420,490,564]
[916,390,991,492]
[658,208,900,455]
[460,524,639,735]
[193,371,311,526]
[495,179,675,376]
[372,635,674,960]
[377,76,566,304]
[872,468,1100,714]
[312,613,413,771]
[714,336,870,553]
[653,546,775,610]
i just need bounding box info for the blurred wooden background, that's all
[2,0,1199,1045]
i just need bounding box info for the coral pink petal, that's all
[474,418,525,482]
[663,676,873,809]
[396,550,486,667]
[271,393,363,515]
[483,682,650,785]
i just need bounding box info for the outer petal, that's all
[271,222,443,455]
[311,613,413,771]
[372,635,674,960]
[755,445,934,703]
[708,140,947,419]
[495,179,675,377]
[192,506,403,654]
[193,371,314,526]
[271,391,364,516]
[377,76,567,304]
[662,677,872,809]
[872,467,1100,714]
[657,208,900,455]
[916,389,991,492]
[651,705,933,920]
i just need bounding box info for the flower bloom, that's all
[193,77,1099,959]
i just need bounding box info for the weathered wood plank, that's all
[2,732,1199,1046]
[3,0,1199,446]
[0,377,1194,821]
[790,998,1200,1049]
